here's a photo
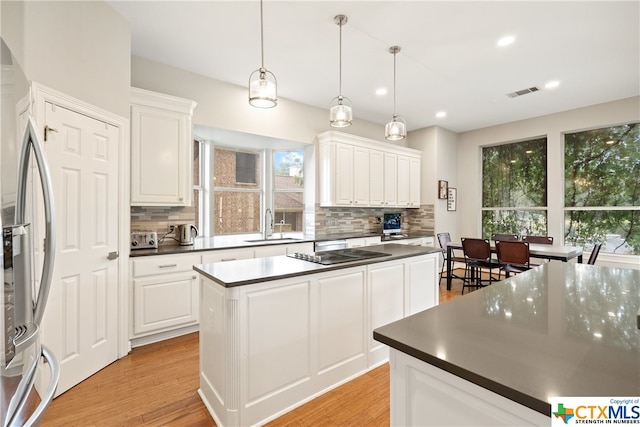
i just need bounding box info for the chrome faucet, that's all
[264,208,273,239]
[278,219,285,239]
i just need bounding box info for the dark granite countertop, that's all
[373,262,640,416]
[193,243,441,287]
[129,233,434,257]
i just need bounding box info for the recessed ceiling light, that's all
[497,35,515,47]
[436,111,447,118]
[545,80,560,89]
[375,87,388,96]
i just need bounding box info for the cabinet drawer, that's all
[132,254,200,278]
[201,248,255,264]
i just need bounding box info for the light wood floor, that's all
[42,273,467,426]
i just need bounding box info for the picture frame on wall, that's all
[438,180,448,199]
[447,188,457,211]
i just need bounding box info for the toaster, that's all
[131,231,158,250]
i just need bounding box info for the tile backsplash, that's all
[131,203,435,241]
[314,204,434,238]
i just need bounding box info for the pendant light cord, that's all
[260,0,265,69]
[393,50,396,117]
[338,18,343,96]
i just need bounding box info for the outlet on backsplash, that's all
[324,218,338,226]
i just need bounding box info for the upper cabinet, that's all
[318,131,421,208]
[130,88,197,206]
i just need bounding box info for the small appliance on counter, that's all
[130,231,158,250]
[177,224,198,246]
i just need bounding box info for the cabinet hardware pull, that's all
[221,258,236,262]
[158,264,177,268]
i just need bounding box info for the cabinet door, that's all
[405,255,438,315]
[334,143,354,205]
[253,244,288,258]
[397,155,410,207]
[201,248,255,263]
[368,261,405,365]
[409,156,421,208]
[383,153,398,206]
[352,146,370,206]
[133,272,199,335]
[131,104,192,206]
[369,150,384,206]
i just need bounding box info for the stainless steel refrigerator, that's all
[1,37,59,426]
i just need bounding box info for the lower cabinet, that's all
[130,242,315,345]
[131,253,200,346]
[198,252,439,427]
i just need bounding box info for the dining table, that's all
[445,241,584,290]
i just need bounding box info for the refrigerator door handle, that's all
[15,117,56,326]
[5,345,60,427]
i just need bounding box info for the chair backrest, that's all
[491,233,519,241]
[496,240,530,267]
[461,238,491,261]
[522,235,554,245]
[587,242,602,265]
[437,232,452,249]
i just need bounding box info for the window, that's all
[211,147,262,234]
[564,123,640,254]
[273,150,304,232]
[198,142,306,237]
[482,138,548,238]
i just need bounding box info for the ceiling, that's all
[109,1,640,133]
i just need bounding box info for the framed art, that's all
[447,187,457,211]
[438,180,448,199]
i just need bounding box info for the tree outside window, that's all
[482,138,548,238]
[564,123,640,255]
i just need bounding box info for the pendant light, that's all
[249,0,277,108]
[329,14,353,127]
[385,46,406,141]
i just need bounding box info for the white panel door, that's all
[41,102,119,395]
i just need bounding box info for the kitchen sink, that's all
[244,238,302,243]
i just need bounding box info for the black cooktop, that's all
[287,248,391,265]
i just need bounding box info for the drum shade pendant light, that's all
[385,46,407,141]
[249,0,277,108]
[329,15,353,127]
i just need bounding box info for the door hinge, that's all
[44,125,58,142]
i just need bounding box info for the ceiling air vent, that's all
[506,86,540,98]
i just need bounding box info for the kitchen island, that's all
[194,244,441,427]
[374,262,640,426]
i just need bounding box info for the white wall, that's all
[131,56,386,145]
[408,125,459,240]
[1,1,131,118]
[457,96,640,267]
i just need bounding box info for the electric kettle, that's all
[177,224,198,246]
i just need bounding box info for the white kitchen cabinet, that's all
[318,131,421,208]
[130,87,197,206]
[409,156,421,207]
[369,150,384,206]
[319,141,370,206]
[198,250,440,426]
[383,153,398,207]
[253,242,314,257]
[131,253,200,344]
[397,155,410,207]
[201,247,255,264]
[345,236,382,248]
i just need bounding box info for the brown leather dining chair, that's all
[461,238,501,294]
[495,240,533,278]
[490,233,519,241]
[522,235,554,245]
